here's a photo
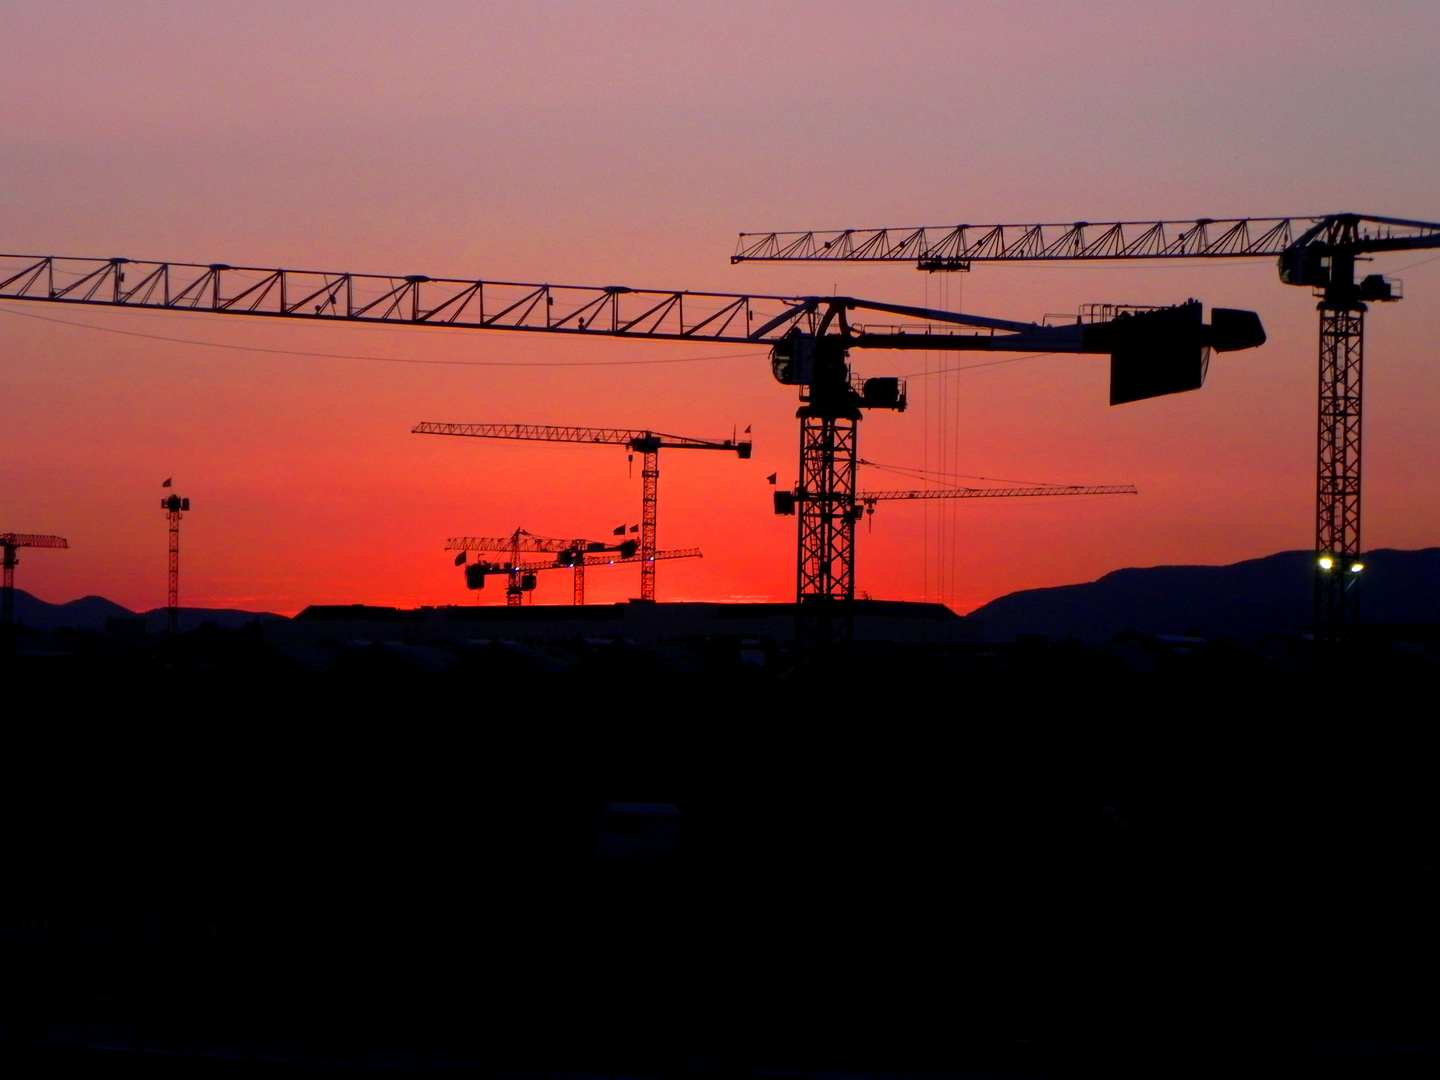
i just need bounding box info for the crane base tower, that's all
[1315,304,1364,639]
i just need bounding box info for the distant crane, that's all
[414,423,750,602]
[160,490,191,634]
[1,533,68,627]
[445,529,700,605]
[733,212,1440,640]
[466,548,703,605]
[0,251,1263,654]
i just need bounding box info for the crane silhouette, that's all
[0,251,1263,654]
[415,423,748,602]
[733,212,1440,640]
[1,533,68,627]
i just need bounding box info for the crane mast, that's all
[160,492,191,633]
[1,250,1264,655]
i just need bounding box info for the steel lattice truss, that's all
[0,254,1129,355]
[413,423,743,452]
[1315,310,1365,634]
[446,534,597,555]
[511,548,701,570]
[0,533,69,549]
[0,255,832,344]
[733,214,1440,268]
[444,535,699,563]
[795,414,858,656]
[2,533,69,627]
[860,484,1136,503]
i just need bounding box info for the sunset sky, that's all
[3,1,1439,616]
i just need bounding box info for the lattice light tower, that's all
[733,212,1440,641]
[161,492,190,634]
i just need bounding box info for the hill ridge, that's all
[10,589,287,633]
[969,547,1440,642]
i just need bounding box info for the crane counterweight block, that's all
[1080,301,1266,405]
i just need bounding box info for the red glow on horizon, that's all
[3,4,1438,617]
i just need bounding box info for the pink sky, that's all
[3,1,1439,615]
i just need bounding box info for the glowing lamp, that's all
[1318,555,1334,570]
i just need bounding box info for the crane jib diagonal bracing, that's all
[412,422,748,454]
[859,484,1137,504]
[0,247,1266,654]
[0,254,822,344]
[732,214,1440,267]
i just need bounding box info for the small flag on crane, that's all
[745,426,752,433]
[629,524,639,533]
[454,552,467,566]
[613,525,627,535]
[767,473,777,484]
[162,478,172,487]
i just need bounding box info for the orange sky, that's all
[3,2,1439,616]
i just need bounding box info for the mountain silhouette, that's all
[969,547,1440,642]
[10,589,286,633]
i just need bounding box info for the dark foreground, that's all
[3,622,1438,1077]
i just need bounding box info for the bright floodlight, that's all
[1350,561,1364,573]
[1318,555,1334,570]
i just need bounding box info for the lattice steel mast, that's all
[734,212,1440,641]
[160,491,191,633]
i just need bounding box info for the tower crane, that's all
[160,490,191,634]
[445,529,699,605]
[733,212,1440,640]
[414,423,750,602]
[1,533,68,627]
[0,251,1264,655]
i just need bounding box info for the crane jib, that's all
[732,213,1440,267]
[0,254,1261,367]
[0,254,831,345]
